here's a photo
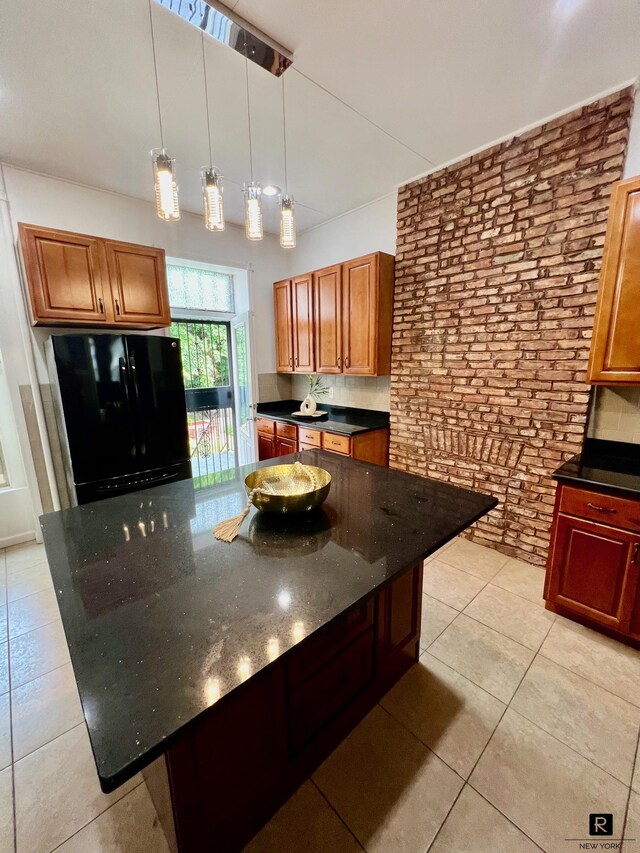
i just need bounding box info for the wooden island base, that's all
[143,563,423,853]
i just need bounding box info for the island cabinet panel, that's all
[18,224,110,325]
[104,240,169,327]
[18,223,171,329]
[291,273,315,372]
[313,264,342,373]
[587,175,640,384]
[164,563,423,853]
[273,279,294,372]
[545,482,640,642]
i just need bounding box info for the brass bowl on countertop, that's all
[244,462,331,514]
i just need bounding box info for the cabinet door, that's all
[313,265,342,374]
[18,224,109,325]
[275,436,297,457]
[291,274,314,372]
[376,564,422,690]
[258,434,276,461]
[274,280,293,373]
[588,175,640,383]
[104,240,170,327]
[342,254,378,375]
[547,514,640,631]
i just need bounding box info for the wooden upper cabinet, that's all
[275,251,394,377]
[587,175,640,384]
[274,279,293,373]
[291,274,314,372]
[18,224,109,325]
[18,223,170,329]
[104,240,169,327]
[313,265,342,374]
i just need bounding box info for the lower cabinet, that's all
[255,417,389,466]
[276,436,297,456]
[257,433,275,461]
[545,483,640,642]
[164,564,422,852]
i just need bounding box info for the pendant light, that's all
[148,0,180,221]
[279,75,296,249]
[201,31,225,231]
[243,46,263,241]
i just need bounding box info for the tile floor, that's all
[1,537,640,852]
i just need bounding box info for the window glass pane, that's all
[170,321,230,388]
[167,264,234,313]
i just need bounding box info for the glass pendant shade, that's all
[280,195,296,248]
[244,181,263,241]
[152,149,180,221]
[202,167,225,231]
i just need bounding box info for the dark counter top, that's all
[257,400,389,436]
[41,451,496,792]
[553,439,640,496]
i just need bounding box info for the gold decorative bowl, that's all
[244,462,332,514]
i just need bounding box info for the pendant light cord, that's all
[282,75,289,195]
[148,0,164,149]
[201,30,213,165]
[244,40,254,182]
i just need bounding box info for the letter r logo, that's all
[589,814,613,836]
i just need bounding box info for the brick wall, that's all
[390,88,634,566]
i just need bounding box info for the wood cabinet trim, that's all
[587,175,640,384]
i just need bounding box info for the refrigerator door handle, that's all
[119,357,137,458]
[127,353,146,456]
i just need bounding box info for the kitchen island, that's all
[41,450,497,852]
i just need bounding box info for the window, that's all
[167,263,234,314]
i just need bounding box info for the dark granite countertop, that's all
[41,451,496,792]
[257,400,389,436]
[553,439,640,496]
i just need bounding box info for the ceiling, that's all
[0,0,638,234]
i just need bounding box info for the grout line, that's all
[7,614,61,644]
[310,779,366,851]
[48,779,147,852]
[621,729,640,852]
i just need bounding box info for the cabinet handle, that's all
[289,356,292,367]
[295,356,298,367]
[115,298,121,316]
[345,356,350,368]
[98,297,104,314]
[337,356,341,368]
[634,544,640,565]
[587,503,616,514]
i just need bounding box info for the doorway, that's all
[167,260,256,488]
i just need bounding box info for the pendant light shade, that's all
[279,76,296,249]
[244,181,263,241]
[280,195,296,248]
[148,0,179,222]
[202,168,225,231]
[152,149,180,221]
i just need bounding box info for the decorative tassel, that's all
[213,488,265,543]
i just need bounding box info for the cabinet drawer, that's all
[288,599,374,689]
[559,486,640,533]
[298,427,322,447]
[298,443,317,452]
[322,432,351,455]
[288,628,374,752]
[275,421,297,440]
[256,418,275,436]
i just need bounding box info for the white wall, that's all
[287,193,397,274]
[2,166,289,376]
[623,87,640,178]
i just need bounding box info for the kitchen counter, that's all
[257,399,389,436]
[552,439,640,496]
[41,451,496,850]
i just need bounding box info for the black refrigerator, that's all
[48,334,191,506]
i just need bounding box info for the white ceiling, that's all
[0,0,638,234]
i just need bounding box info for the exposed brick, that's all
[390,87,633,567]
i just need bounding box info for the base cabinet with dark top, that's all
[256,416,390,466]
[158,563,423,852]
[545,481,640,642]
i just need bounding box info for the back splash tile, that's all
[289,374,390,412]
[588,386,640,444]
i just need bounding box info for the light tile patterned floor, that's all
[1,537,640,852]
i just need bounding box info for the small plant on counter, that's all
[307,374,330,400]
